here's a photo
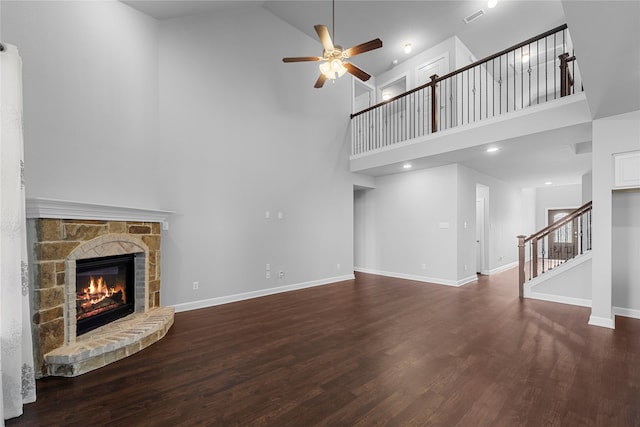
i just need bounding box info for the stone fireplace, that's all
[26,198,175,377]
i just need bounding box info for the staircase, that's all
[517,200,592,299]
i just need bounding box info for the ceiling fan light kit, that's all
[282,0,383,88]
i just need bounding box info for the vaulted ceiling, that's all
[123,1,566,78]
[120,1,639,187]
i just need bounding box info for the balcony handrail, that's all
[351,23,581,156]
[351,24,569,119]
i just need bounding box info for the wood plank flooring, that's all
[7,269,640,426]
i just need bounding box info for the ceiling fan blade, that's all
[344,62,371,82]
[314,73,327,89]
[314,25,334,52]
[283,56,322,63]
[345,38,383,58]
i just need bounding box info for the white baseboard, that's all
[487,260,518,275]
[354,267,476,287]
[171,274,355,313]
[613,306,640,320]
[526,291,592,308]
[588,315,615,329]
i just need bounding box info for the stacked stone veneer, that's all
[28,219,168,377]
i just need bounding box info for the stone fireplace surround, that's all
[26,198,175,377]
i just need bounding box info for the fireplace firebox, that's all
[76,254,136,336]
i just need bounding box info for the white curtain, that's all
[0,43,37,424]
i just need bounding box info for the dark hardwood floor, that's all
[8,269,640,426]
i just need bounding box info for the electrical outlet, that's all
[337,263,341,270]
[192,281,199,290]
[278,270,285,279]
[464,264,468,271]
[421,263,427,270]
[266,263,270,271]
[266,271,271,279]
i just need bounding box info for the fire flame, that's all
[78,276,125,310]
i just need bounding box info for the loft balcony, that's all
[350,25,591,175]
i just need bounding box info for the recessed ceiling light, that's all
[486,147,499,153]
[403,163,412,169]
[545,181,553,185]
[522,53,530,63]
[382,92,392,101]
[392,59,398,65]
[403,43,412,54]
[488,0,498,9]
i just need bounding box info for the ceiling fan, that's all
[282,0,383,88]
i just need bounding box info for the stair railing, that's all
[517,201,592,298]
[351,24,583,156]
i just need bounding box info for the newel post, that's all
[517,235,526,299]
[559,53,574,97]
[430,74,439,133]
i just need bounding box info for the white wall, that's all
[612,191,640,315]
[2,2,356,309]
[158,7,355,307]
[535,183,582,230]
[354,164,459,284]
[354,162,533,285]
[591,110,640,327]
[582,170,593,203]
[1,0,161,207]
[459,165,535,274]
[375,37,456,96]
[527,255,592,304]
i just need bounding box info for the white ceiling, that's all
[358,123,593,189]
[263,1,566,78]
[119,0,612,188]
[123,1,566,78]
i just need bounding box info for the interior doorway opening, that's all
[476,184,490,275]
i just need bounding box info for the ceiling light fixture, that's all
[488,0,498,9]
[404,43,412,54]
[382,92,392,101]
[486,147,499,153]
[319,58,347,80]
[281,0,382,88]
[522,53,530,63]
[545,181,553,185]
[403,163,412,169]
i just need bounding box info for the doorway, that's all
[476,184,490,275]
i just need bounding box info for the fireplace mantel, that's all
[26,197,174,224]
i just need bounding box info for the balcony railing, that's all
[351,24,582,156]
